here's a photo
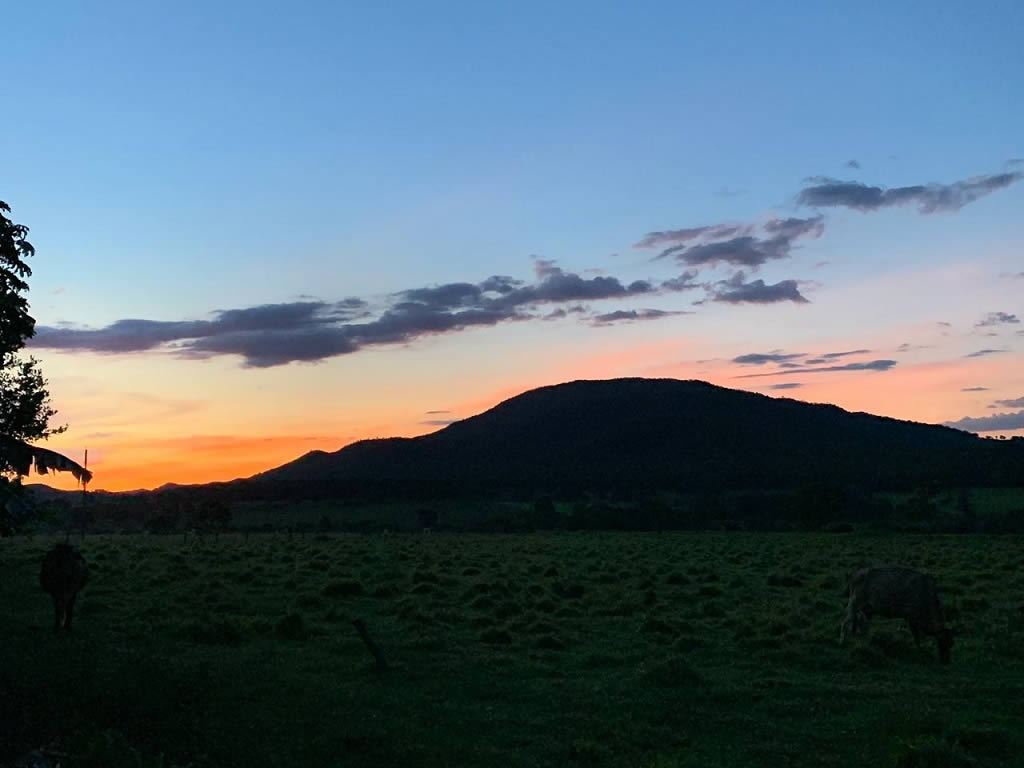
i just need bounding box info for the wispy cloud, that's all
[420,418,458,427]
[732,352,804,365]
[991,396,1024,409]
[767,382,803,390]
[590,309,690,325]
[976,311,1019,327]
[734,359,897,378]
[844,159,861,169]
[945,410,1024,433]
[964,349,1006,358]
[961,387,989,392]
[639,216,825,270]
[798,169,1022,214]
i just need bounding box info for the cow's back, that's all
[850,565,942,630]
[40,545,89,595]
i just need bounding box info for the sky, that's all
[4,0,1023,491]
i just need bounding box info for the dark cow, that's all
[39,543,89,632]
[839,565,954,663]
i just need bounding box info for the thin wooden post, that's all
[352,619,388,672]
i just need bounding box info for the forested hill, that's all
[230,378,1022,500]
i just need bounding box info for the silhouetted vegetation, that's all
[1,201,91,535]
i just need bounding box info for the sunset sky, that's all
[6,1,1023,491]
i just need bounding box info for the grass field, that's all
[3,531,1023,767]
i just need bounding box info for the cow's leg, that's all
[839,599,857,644]
[52,596,64,632]
[65,592,79,632]
[909,623,922,648]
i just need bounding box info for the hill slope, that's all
[233,378,1022,500]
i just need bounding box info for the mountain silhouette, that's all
[225,378,1021,500]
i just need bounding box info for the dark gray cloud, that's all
[992,396,1024,409]
[999,271,1024,279]
[735,359,897,378]
[652,217,824,269]
[804,358,826,364]
[937,321,952,327]
[634,223,746,250]
[961,387,989,392]
[30,259,693,367]
[767,382,803,390]
[420,418,458,427]
[798,171,1022,213]
[590,309,689,325]
[733,352,804,366]
[661,269,702,291]
[976,311,1019,327]
[845,159,861,169]
[820,349,870,359]
[635,215,823,275]
[964,349,1006,358]
[710,272,809,304]
[425,410,450,415]
[945,410,1024,433]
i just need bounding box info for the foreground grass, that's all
[2,532,1023,767]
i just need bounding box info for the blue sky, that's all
[4,1,1023,489]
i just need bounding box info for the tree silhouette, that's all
[1,201,91,532]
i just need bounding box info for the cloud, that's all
[976,312,1019,327]
[709,272,809,304]
[634,216,824,275]
[964,349,1006,358]
[845,159,861,169]
[425,410,450,415]
[999,271,1024,279]
[652,217,824,270]
[29,260,693,367]
[798,170,1022,214]
[945,410,1024,433]
[992,396,1024,408]
[735,359,897,378]
[661,269,702,291]
[937,321,952,327]
[420,418,458,426]
[634,223,746,250]
[590,309,689,325]
[820,349,870,359]
[767,382,803,390]
[732,352,804,366]
[961,387,989,392]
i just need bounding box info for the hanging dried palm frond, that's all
[0,437,93,485]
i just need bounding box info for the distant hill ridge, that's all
[27,378,1022,502]
[235,378,1021,499]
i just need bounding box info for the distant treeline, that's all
[20,482,1024,536]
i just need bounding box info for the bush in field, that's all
[526,494,560,530]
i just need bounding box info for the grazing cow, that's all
[39,544,89,632]
[839,565,954,663]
